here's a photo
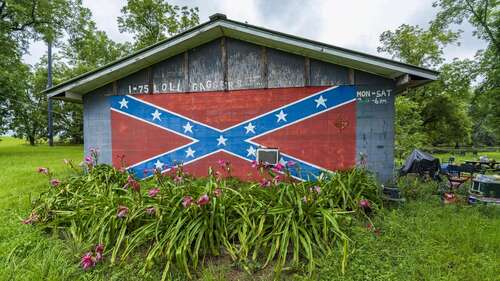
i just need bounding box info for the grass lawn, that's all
[1,136,499,280]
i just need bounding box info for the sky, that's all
[22,0,487,66]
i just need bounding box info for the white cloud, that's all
[22,0,487,66]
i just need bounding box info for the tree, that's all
[433,0,499,55]
[0,0,77,136]
[432,0,500,145]
[62,4,131,73]
[377,24,460,67]
[8,62,48,145]
[3,1,129,144]
[394,97,427,159]
[117,0,199,49]
[378,23,474,148]
[0,0,72,133]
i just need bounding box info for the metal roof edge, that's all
[45,15,439,97]
[221,18,439,78]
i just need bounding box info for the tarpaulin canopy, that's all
[400,149,440,176]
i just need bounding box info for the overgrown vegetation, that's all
[26,151,380,280]
[1,137,499,280]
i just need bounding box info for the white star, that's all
[183,122,193,134]
[275,110,287,123]
[119,98,128,109]
[185,147,195,158]
[244,122,256,134]
[216,135,227,146]
[279,157,287,165]
[154,159,164,170]
[246,146,256,157]
[314,95,327,108]
[151,109,162,121]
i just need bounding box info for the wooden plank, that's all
[147,66,153,94]
[348,68,355,84]
[184,51,189,92]
[304,57,310,86]
[221,37,229,91]
[261,46,268,89]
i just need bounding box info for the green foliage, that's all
[310,201,500,281]
[377,23,460,67]
[117,0,199,50]
[378,21,478,147]
[394,96,427,159]
[432,0,499,54]
[27,161,380,280]
[0,0,78,133]
[2,138,500,280]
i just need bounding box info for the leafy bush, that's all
[25,159,380,280]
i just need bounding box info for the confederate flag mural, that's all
[110,85,357,181]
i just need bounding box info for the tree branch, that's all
[464,0,500,52]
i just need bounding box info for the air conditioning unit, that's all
[256,148,279,165]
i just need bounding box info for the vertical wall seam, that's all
[221,37,229,91]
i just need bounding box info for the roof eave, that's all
[45,17,439,99]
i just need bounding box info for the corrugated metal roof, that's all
[45,14,439,100]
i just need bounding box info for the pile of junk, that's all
[397,149,500,205]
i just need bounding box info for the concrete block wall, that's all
[83,84,112,164]
[83,37,396,183]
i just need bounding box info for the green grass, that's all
[1,136,499,281]
[434,151,500,164]
[395,150,500,169]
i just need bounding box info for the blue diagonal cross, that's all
[110,85,356,180]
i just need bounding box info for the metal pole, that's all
[47,40,53,146]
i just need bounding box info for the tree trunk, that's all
[28,136,35,146]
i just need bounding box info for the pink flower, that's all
[272,163,285,173]
[80,252,95,270]
[145,207,156,215]
[214,188,222,197]
[197,194,210,206]
[359,199,371,209]
[260,179,271,188]
[148,188,160,198]
[302,196,308,203]
[273,175,281,184]
[217,159,229,167]
[37,167,49,174]
[286,160,296,167]
[50,179,61,187]
[251,160,258,168]
[182,196,193,208]
[174,175,183,184]
[309,186,321,194]
[84,156,93,165]
[89,147,99,154]
[123,175,140,192]
[117,205,129,218]
[95,244,104,261]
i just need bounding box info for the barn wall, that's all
[83,37,396,182]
